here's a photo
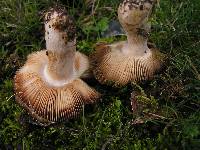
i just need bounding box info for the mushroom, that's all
[92,0,164,86]
[14,6,100,125]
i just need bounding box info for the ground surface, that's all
[0,0,200,149]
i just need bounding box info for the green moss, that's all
[0,0,199,149]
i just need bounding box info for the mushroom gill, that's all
[92,0,164,86]
[14,6,100,125]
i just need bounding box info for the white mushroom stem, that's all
[118,0,154,57]
[44,48,76,85]
[44,11,76,85]
[122,32,149,56]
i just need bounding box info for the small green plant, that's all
[82,17,109,40]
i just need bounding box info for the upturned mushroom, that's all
[14,6,100,125]
[92,0,164,86]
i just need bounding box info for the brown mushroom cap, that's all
[14,6,100,125]
[92,42,163,87]
[14,50,100,125]
[91,0,163,87]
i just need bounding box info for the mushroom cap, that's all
[14,50,100,125]
[91,42,163,86]
[118,0,155,32]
